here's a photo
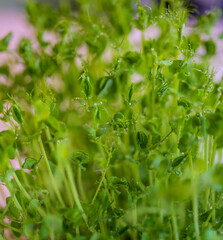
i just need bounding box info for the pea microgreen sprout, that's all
[0,0,223,239]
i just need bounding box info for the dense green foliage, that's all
[0,0,223,239]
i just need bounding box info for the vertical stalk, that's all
[204,136,210,210]
[65,164,87,223]
[39,137,65,207]
[45,127,55,152]
[12,172,31,201]
[77,166,87,202]
[91,152,111,205]
[62,170,74,207]
[189,152,199,240]
[132,202,138,240]
[148,170,153,186]
[16,150,29,186]
[171,202,179,240]
[210,140,216,223]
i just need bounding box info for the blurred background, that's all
[0,0,223,12]
[0,0,222,78]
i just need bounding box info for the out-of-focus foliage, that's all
[0,0,223,239]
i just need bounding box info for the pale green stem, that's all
[39,137,65,207]
[16,149,28,186]
[132,203,138,240]
[189,152,199,240]
[91,153,111,205]
[0,221,21,233]
[77,166,87,202]
[171,202,179,240]
[45,127,55,152]
[12,172,31,201]
[65,164,87,224]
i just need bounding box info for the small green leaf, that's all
[12,105,23,125]
[177,97,192,110]
[22,157,38,170]
[128,84,134,102]
[70,150,89,170]
[203,39,216,56]
[137,131,148,149]
[123,51,141,65]
[94,106,109,125]
[80,73,93,99]
[171,154,188,168]
[27,199,40,218]
[0,32,12,51]
[98,79,113,98]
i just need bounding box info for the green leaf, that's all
[0,32,12,51]
[12,105,23,125]
[94,106,109,125]
[70,150,89,170]
[80,73,93,99]
[133,3,149,30]
[128,84,134,102]
[169,60,186,74]
[27,199,40,218]
[98,79,113,99]
[171,154,188,168]
[137,131,148,149]
[203,39,216,56]
[22,157,38,170]
[177,97,192,110]
[123,51,141,66]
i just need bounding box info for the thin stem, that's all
[132,202,138,240]
[91,152,111,205]
[63,170,74,207]
[45,127,55,152]
[204,136,209,210]
[12,172,31,201]
[77,166,87,202]
[189,152,199,240]
[0,221,21,233]
[65,164,87,224]
[211,189,216,224]
[39,137,65,207]
[16,149,29,186]
[171,202,179,240]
